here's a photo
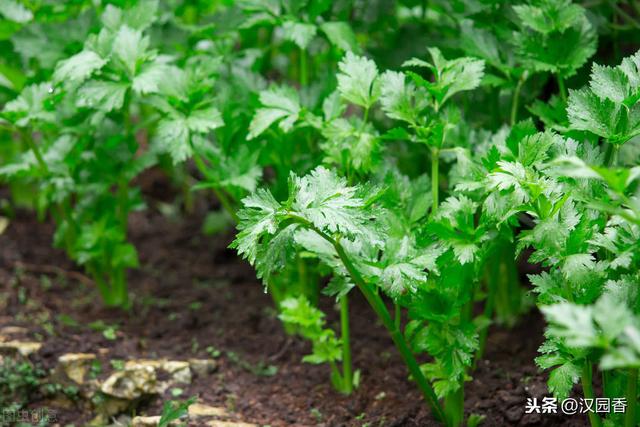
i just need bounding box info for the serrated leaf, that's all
[513,1,584,35]
[320,21,359,52]
[541,303,596,348]
[77,81,128,112]
[53,50,107,84]
[132,61,169,94]
[2,82,55,126]
[187,107,224,133]
[156,118,190,163]
[513,11,595,78]
[337,52,379,109]
[379,70,428,124]
[248,85,300,139]
[0,0,32,23]
[281,20,317,50]
[406,48,485,106]
[112,25,149,76]
[547,360,581,399]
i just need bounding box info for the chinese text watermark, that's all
[525,397,627,415]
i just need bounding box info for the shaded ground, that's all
[0,204,589,426]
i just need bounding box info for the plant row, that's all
[1,1,640,426]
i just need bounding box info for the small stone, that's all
[0,326,28,335]
[130,415,181,427]
[521,412,542,425]
[93,396,130,419]
[188,403,228,417]
[131,416,161,427]
[189,358,218,377]
[162,361,191,384]
[125,359,162,369]
[206,422,257,427]
[504,405,524,423]
[100,364,159,400]
[497,389,523,406]
[58,353,96,384]
[0,340,42,356]
[525,380,548,400]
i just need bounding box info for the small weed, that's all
[0,359,45,410]
[89,360,102,379]
[226,351,278,377]
[57,314,80,328]
[188,301,202,311]
[158,396,196,427]
[310,408,322,422]
[110,359,125,370]
[206,345,221,358]
[88,320,119,340]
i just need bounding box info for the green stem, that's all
[23,131,48,173]
[193,153,239,223]
[297,253,306,291]
[394,302,402,330]
[582,361,603,427]
[300,48,308,87]
[626,368,638,427]
[606,143,619,167]
[117,180,129,229]
[432,148,439,212]
[285,215,447,423]
[474,288,494,367]
[340,294,353,394]
[444,386,464,427]
[510,74,526,125]
[358,106,370,134]
[88,264,110,303]
[23,130,76,252]
[557,74,568,103]
[609,0,640,28]
[329,233,445,423]
[112,267,128,308]
[212,187,239,223]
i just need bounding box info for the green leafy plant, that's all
[279,295,359,393]
[158,396,196,427]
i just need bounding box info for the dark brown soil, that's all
[0,203,589,426]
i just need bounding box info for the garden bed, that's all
[1,205,588,426]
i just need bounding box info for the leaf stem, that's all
[23,131,48,173]
[117,179,129,230]
[332,241,446,423]
[300,48,308,87]
[510,74,527,126]
[557,75,568,103]
[212,187,239,223]
[23,130,77,252]
[582,360,603,427]
[193,153,240,223]
[626,368,638,427]
[605,143,619,167]
[431,147,439,213]
[474,279,495,367]
[444,386,464,427]
[394,302,402,330]
[609,0,640,28]
[340,294,353,394]
[288,219,446,423]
